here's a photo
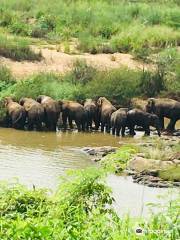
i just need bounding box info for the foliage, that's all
[0,65,15,92]
[0,0,179,58]
[139,69,166,97]
[101,145,138,173]
[159,166,180,181]
[85,67,142,105]
[0,34,42,61]
[0,168,179,239]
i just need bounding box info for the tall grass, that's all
[0,34,42,61]
[0,0,179,57]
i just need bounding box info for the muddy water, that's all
[0,127,179,217]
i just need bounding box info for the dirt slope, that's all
[0,46,154,79]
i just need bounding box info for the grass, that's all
[101,145,138,174]
[159,166,180,181]
[0,167,179,239]
[141,140,179,161]
[0,0,179,58]
[0,34,42,61]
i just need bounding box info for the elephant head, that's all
[146,98,156,113]
[36,95,45,103]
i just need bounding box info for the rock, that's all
[172,159,180,165]
[87,149,96,155]
[173,182,180,187]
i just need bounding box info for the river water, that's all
[0,127,179,217]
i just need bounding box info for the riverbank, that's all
[0,167,179,240]
[83,134,180,188]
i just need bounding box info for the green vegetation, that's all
[159,166,180,181]
[0,0,179,58]
[101,145,138,173]
[0,168,179,239]
[0,34,42,61]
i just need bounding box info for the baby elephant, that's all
[110,108,128,136]
[4,97,26,130]
[127,108,161,137]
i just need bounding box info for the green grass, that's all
[0,0,179,58]
[0,34,42,61]
[101,145,138,173]
[0,167,179,239]
[159,166,180,181]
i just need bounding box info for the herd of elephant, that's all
[2,95,180,137]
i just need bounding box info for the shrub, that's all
[139,69,166,97]
[67,59,96,85]
[85,67,141,105]
[0,65,15,92]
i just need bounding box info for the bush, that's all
[85,68,141,105]
[139,69,166,97]
[0,168,179,239]
[0,65,15,92]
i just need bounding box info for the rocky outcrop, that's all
[82,146,117,162]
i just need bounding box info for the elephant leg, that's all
[167,119,177,132]
[129,125,135,136]
[105,120,111,133]
[62,114,67,131]
[94,118,100,131]
[121,126,126,137]
[75,120,81,132]
[116,126,121,137]
[68,117,73,130]
[101,123,104,132]
[112,127,115,135]
[28,122,34,131]
[144,126,150,136]
[159,117,164,130]
[81,122,85,132]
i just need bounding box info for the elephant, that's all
[127,108,161,137]
[97,97,116,133]
[4,97,26,130]
[37,95,60,131]
[84,99,99,130]
[146,98,180,131]
[110,108,128,137]
[58,100,86,131]
[19,98,45,131]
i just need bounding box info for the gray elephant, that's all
[110,108,128,137]
[84,99,99,130]
[4,97,26,130]
[127,108,161,136]
[19,98,45,131]
[58,100,86,131]
[37,95,60,131]
[146,98,180,131]
[97,97,116,133]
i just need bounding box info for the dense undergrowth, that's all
[0,0,179,59]
[0,167,179,239]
